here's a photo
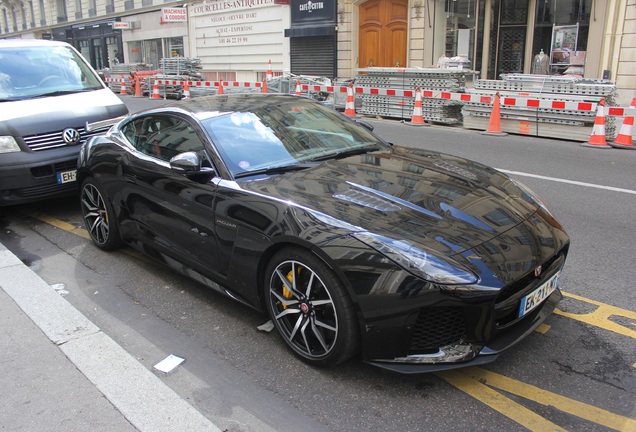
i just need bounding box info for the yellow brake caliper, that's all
[281,268,301,309]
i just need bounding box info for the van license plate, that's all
[57,170,77,184]
[518,270,561,318]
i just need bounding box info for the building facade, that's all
[1,0,634,104]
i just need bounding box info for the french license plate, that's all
[56,170,77,184]
[518,270,561,318]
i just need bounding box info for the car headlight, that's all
[510,178,556,218]
[352,232,479,285]
[0,136,21,154]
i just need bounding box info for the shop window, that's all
[166,37,184,58]
[531,0,591,75]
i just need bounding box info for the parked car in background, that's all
[78,94,569,372]
[0,39,128,206]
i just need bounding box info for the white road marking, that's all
[497,169,636,195]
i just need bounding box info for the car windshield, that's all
[0,45,103,101]
[202,100,388,177]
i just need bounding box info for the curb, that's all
[0,243,220,432]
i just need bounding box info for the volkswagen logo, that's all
[62,128,81,145]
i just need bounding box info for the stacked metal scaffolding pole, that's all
[353,68,477,124]
[462,74,618,140]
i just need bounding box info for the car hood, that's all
[239,146,549,255]
[0,88,126,135]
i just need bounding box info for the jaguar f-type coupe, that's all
[78,94,569,373]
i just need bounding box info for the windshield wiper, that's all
[33,89,92,98]
[234,163,315,179]
[310,145,382,162]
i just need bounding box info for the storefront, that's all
[338,0,604,81]
[52,20,122,70]
[120,10,188,71]
[187,0,289,82]
[284,0,337,78]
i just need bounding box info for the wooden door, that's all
[359,0,408,68]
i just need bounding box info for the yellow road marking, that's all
[437,369,567,431]
[535,323,550,334]
[33,213,91,240]
[461,367,636,432]
[555,291,636,340]
[30,213,153,264]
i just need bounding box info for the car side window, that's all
[124,115,211,167]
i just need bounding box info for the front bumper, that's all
[0,147,80,206]
[366,288,562,373]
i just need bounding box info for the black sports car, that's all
[78,94,569,373]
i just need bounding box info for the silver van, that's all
[0,39,128,206]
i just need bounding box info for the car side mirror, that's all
[170,152,217,182]
[170,151,200,172]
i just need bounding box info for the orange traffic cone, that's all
[266,60,273,81]
[217,81,224,95]
[408,87,427,126]
[133,76,143,97]
[295,80,302,96]
[120,78,127,95]
[581,99,611,148]
[182,80,190,99]
[150,80,161,99]
[344,83,357,117]
[480,92,507,136]
[262,79,268,93]
[609,97,635,149]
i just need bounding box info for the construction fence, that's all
[102,62,634,145]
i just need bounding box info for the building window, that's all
[75,0,82,19]
[124,0,135,11]
[105,0,115,14]
[21,4,27,29]
[142,0,153,6]
[39,0,46,25]
[56,0,68,23]
[29,1,36,27]
[11,7,17,31]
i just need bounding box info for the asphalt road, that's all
[0,95,634,431]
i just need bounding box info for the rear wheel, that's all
[264,247,359,367]
[80,178,123,251]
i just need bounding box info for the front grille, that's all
[494,252,566,327]
[409,307,467,354]
[23,124,111,152]
[496,253,562,303]
[30,160,78,178]
[17,181,76,198]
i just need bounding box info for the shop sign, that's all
[112,22,131,29]
[162,7,187,22]
[290,0,334,25]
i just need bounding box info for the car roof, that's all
[0,39,71,48]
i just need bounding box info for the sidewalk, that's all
[0,242,221,432]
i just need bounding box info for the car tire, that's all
[264,247,360,367]
[80,178,123,251]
